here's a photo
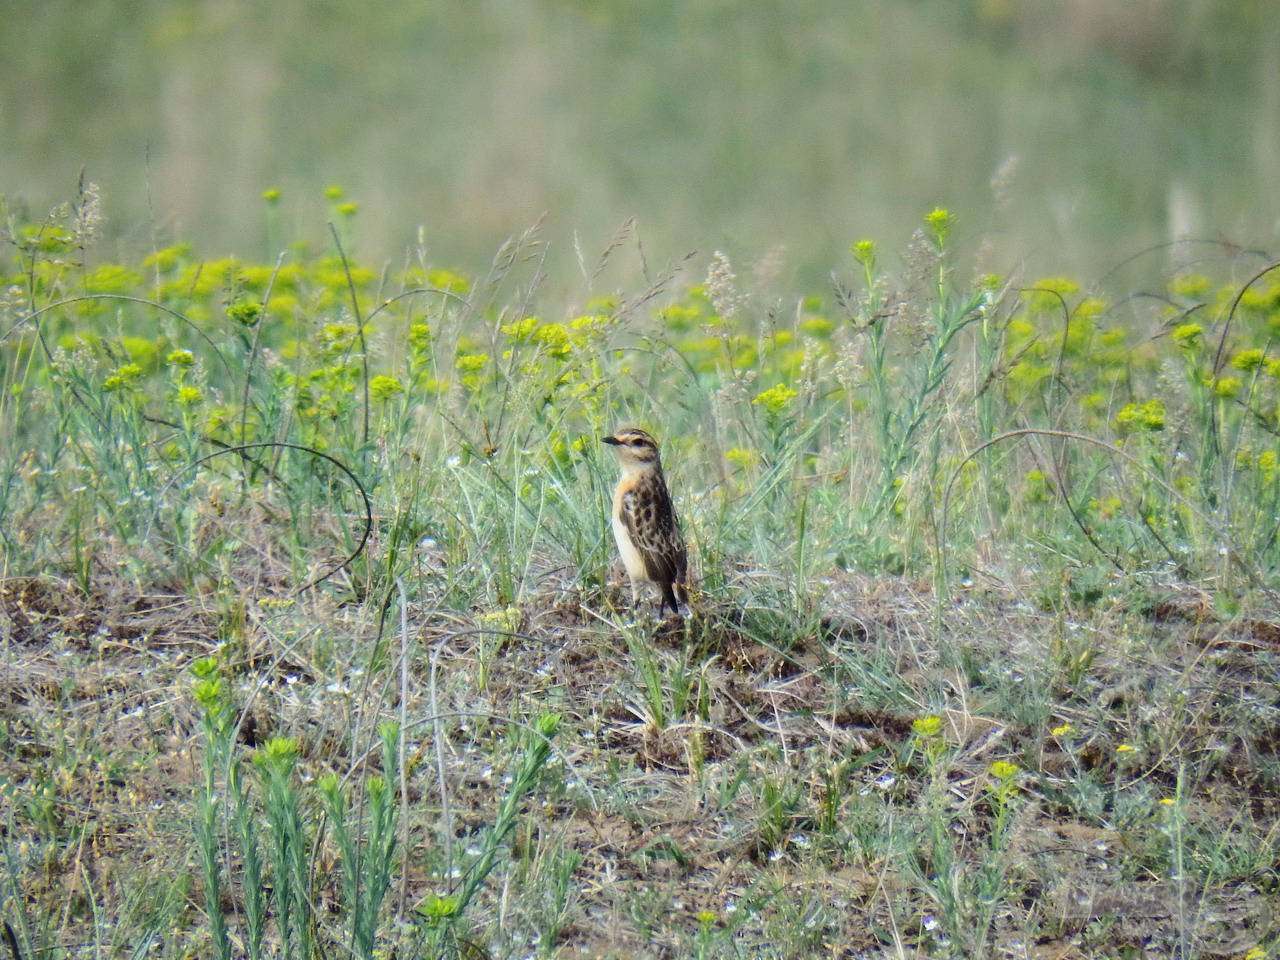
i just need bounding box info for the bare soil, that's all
[2,572,1278,958]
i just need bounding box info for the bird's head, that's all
[602,427,662,470]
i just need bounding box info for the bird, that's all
[601,427,689,617]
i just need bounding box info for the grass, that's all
[1,185,1279,958]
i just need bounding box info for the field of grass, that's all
[2,186,1280,959]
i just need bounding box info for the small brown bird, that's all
[602,427,689,616]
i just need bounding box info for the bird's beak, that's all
[601,435,620,446]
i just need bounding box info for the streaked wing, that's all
[620,480,686,583]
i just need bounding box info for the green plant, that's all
[318,723,401,960]
[884,716,1031,957]
[413,712,562,957]
[190,657,411,960]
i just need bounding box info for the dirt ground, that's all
[2,571,1278,958]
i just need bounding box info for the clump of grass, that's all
[411,712,562,957]
[189,650,563,960]
[192,656,395,960]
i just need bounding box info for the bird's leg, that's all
[657,583,683,619]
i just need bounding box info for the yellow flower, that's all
[1051,723,1072,737]
[455,353,489,390]
[990,760,1019,781]
[1114,399,1165,433]
[1212,376,1241,399]
[103,363,143,391]
[535,322,572,358]
[1258,450,1278,481]
[924,207,954,244]
[417,894,459,920]
[752,384,799,415]
[1232,348,1266,372]
[320,322,356,349]
[1075,297,1108,322]
[1171,322,1203,347]
[477,607,522,633]
[175,385,203,407]
[408,322,432,350]
[227,301,262,326]
[569,313,611,333]
[1115,743,1135,753]
[369,375,404,402]
[912,715,943,738]
[501,317,538,341]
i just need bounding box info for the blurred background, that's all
[3,0,1276,292]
